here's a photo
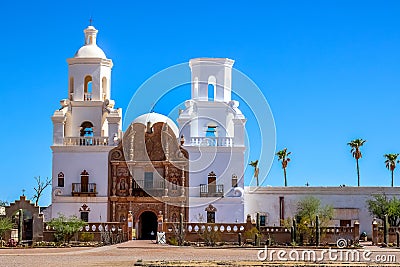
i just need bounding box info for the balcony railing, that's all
[190,137,233,147]
[72,183,97,196]
[84,93,92,101]
[64,137,109,146]
[132,179,165,190]
[200,184,224,197]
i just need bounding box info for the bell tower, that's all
[178,58,246,224]
[50,25,122,222]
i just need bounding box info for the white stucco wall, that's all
[244,186,400,235]
[189,197,244,223]
[50,146,113,221]
[51,199,108,222]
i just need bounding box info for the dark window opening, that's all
[260,215,266,227]
[207,211,215,223]
[80,121,94,137]
[58,172,64,187]
[80,212,89,222]
[232,174,238,187]
[340,220,351,227]
[279,196,284,226]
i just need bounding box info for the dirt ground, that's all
[0,240,400,267]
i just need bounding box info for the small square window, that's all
[232,175,238,187]
[80,212,89,222]
[207,211,215,223]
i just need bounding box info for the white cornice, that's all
[67,57,113,68]
[53,196,108,203]
[245,186,400,195]
[51,145,115,153]
[189,58,234,68]
[70,101,104,107]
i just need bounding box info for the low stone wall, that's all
[372,224,400,245]
[43,222,128,243]
[259,226,291,244]
[164,221,359,245]
[164,222,248,243]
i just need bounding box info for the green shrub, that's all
[167,236,179,246]
[47,213,87,243]
[244,227,260,240]
[79,232,94,242]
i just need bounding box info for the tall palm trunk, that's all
[356,158,360,187]
[283,167,287,187]
[392,170,394,187]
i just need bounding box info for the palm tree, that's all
[384,153,400,187]
[249,160,259,186]
[347,138,366,187]
[276,148,291,187]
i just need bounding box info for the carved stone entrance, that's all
[139,211,157,240]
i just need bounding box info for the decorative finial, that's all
[22,189,25,196]
[89,17,94,26]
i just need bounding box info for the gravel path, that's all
[0,241,400,267]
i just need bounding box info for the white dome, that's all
[74,45,106,58]
[133,113,179,137]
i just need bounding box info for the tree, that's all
[347,138,366,187]
[367,194,400,226]
[295,196,333,244]
[0,217,14,247]
[32,176,51,207]
[276,148,291,186]
[249,160,259,186]
[0,201,8,207]
[47,214,87,243]
[384,153,400,187]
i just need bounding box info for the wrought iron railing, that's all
[72,183,97,195]
[200,184,224,197]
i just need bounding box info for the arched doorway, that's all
[139,211,157,240]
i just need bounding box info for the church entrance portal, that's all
[139,211,157,240]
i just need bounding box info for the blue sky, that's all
[1,1,400,206]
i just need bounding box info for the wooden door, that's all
[81,175,88,192]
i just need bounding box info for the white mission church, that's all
[45,25,400,237]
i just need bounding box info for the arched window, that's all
[57,172,64,187]
[80,121,94,145]
[207,76,216,101]
[102,77,107,100]
[69,77,74,100]
[208,84,214,101]
[80,121,94,137]
[193,77,199,99]
[84,76,92,101]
